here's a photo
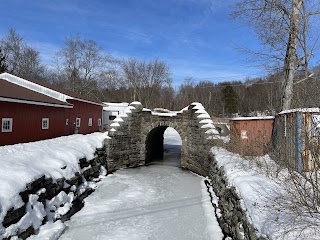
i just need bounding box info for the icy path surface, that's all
[59,128,222,240]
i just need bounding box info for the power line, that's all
[176,80,282,89]
[177,74,316,89]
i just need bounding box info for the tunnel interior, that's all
[145,126,168,164]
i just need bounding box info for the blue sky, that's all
[1,0,265,85]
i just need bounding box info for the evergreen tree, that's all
[222,85,238,115]
[0,49,7,72]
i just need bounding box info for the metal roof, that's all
[0,72,104,106]
[0,79,73,108]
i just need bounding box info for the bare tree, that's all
[120,58,172,107]
[232,0,320,110]
[55,35,112,98]
[176,77,196,109]
[0,28,46,80]
[0,48,7,72]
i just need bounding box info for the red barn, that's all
[0,72,104,146]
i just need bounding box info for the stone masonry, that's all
[105,102,218,176]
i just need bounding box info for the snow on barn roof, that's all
[103,102,129,111]
[231,116,275,121]
[151,111,178,117]
[103,102,129,107]
[0,79,73,108]
[0,72,103,106]
[279,108,320,114]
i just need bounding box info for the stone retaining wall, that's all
[208,152,266,240]
[1,147,107,240]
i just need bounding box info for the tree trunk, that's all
[281,0,303,111]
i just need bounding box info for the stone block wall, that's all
[106,103,144,172]
[1,147,107,240]
[208,152,266,240]
[185,104,212,176]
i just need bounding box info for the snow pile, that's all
[151,107,180,117]
[109,102,140,133]
[212,147,320,239]
[153,108,171,113]
[4,193,48,238]
[192,102,219,137]
[46,191,75,221]
[151,111,178,117]
[28,220,65,240]
[279,108,320,115]
[0,132,108,237]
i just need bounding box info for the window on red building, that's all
[42,118,49,130]
[2,118,13,132]
[88,118,93,126]
[76,118,81,127]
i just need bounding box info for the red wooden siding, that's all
[0,100,103,146]
[0,72,104,146]
[230,118,274,156]
[0,101,68,145]
[66,100,102,134]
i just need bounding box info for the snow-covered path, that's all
[58,128,222,240]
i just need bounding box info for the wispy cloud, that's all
[125,31,152,44]
[166,57,264,85]
[29,41,60,66]
[44,0,91,15]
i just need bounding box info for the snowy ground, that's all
[55,128,223,240]
[6,121,318,239]
[213,147,320,240]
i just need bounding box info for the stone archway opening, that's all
[145,126,182,166]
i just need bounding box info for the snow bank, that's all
[0,132,108,238]
[212,147,320,240]
[28,220,65,240]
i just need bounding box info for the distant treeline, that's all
[1,28,320,117]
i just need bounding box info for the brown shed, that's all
[230,116,274,156]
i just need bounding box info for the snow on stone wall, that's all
[0,132,108,239]
[208,150,264,240]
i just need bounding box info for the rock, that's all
[66,173,82,186]
[3,205,26,228]
[18,226,35,240]
[79,158,90,168]
[26,175,45,191]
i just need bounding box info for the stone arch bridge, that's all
[105,102,218,176]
